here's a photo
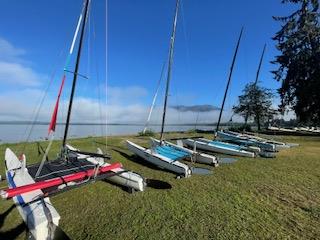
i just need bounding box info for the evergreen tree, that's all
[272,0,320,124]
[233,83,275,130]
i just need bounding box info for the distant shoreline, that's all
[0,121,237,126]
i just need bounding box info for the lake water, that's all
[0,124,214,143]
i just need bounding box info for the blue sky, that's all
[0,0,297,124]
[108,0,296,106]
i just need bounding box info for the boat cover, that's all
[208,140,242,150]
[154,145,190,162]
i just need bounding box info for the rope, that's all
[35,133,55,179]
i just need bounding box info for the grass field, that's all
[0,133,319,239]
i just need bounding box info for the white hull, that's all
[217,131,276,152]
[182,138,256,158]
[5,148,60,240]
[66,145,145,192]
[241,131,298,150]
[268,126,297,132]
[126,140,192,177]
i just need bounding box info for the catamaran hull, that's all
[126,140,191,178]
[66,145,146,192]
[225,131,296,151]
[5,148,60,240]
[217,131,276,152]
[182,139,255,158]
[105,170,145,192]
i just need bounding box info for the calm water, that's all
[0,124,214,143]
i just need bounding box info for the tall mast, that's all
[254,44,266,86]
[62,0,90,148]
[159,0,180,142]
[215,27,243,134]
[243,44,266,125]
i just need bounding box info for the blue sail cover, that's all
[155,145,190,161]
[208,140,242,151]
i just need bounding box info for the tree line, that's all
[233,0,320,130]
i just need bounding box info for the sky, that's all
[0,0,298,127]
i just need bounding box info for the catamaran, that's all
[216,130,300,151]
[127,0,218,178]
[216,130,276,151]
[182,28,259,158]
[1,1,144,239]
[214,45,277,152]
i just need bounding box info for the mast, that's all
[243,44,266,125]
[62,0,90,148]
[215,27,243,134]
[159,0,180,142]
[254,44,266,86]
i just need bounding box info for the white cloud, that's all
[0,88,49,121]
[107,86,148,104]
[0,61,45,87]
[0,37,45,87]
[0,37,25,62]
[0,36,237,125]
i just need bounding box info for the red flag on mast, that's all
[48,75,66,134]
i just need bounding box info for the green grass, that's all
[0,133,320,239]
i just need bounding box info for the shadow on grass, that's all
[111,148,173,190]
[112,147,160,171]
[0,204,27,239]
[145,179,172,190]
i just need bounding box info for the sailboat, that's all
[127,0,217,178]
[218,130,296,150]
[216,45,297,152]
[1,1,144,239]
[182,28,260,158]
[216,44,276,152]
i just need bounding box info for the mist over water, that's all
[0,124,214,143]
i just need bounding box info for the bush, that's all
[228,124,252,132]
[138,129,156,137]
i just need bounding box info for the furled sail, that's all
[48,75,65,134]
[48,3,85,135]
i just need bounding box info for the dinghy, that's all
[2,1,145,238]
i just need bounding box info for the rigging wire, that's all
[143,60,167,133]
[19,0,89,156]
[18,49,65,155]
[92,3,106,151]
[105,0,108,149]
[176,0,189,130]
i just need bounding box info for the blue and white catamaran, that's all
[127,0,218,178]
[182,28,259,158]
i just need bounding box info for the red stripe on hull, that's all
[3,162,122,199]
